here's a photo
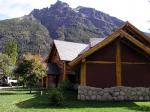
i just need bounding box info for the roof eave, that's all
[69,30,150,67]
[69,30,122,67]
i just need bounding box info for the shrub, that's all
[58,79,73,91]
[49,89,64,106]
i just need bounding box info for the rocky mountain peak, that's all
[29,1,124,42]
[50,0,70,9]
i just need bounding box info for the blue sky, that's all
[0,0,150,32]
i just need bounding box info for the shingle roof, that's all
[54,40,88,61]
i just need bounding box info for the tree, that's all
[0,53,12,77]
[14,59,33,87]
[14,53,46,93]
[3,38,17,65]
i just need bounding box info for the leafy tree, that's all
[14,59,33,87]
[3,38,17,65]
[0,53,12,77]
[14,53,46,93]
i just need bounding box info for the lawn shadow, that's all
[128,103,150,112]
[16,93,50,108]
[16,91,150,111]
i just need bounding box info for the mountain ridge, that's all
[28,1,124,43]
[0,1,126,57]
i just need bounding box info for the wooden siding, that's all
[121,42,149,62]
[51,49,64,82]
[69,29,150,67]
[85,41,117,88]
[121,42,150,87]
[87,41,116,61]
[86,63,116,88]
[122,64,150,87]
[46,45,66,87]
[47,75,55,87]
[85,38,150,88]
[47,45,72,87]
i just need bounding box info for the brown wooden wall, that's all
[84,38,150,88]
[47,75,56,87]
[85,41,117,88]
[86,63,116,88]
[47,45,65,87]
[87,41,116,61]
[47,45,71,87]
[121,42,150,87]
[51,49,64,82]
[121,42,148,62]
[122,64,150,87]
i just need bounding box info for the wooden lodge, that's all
[44,40,88,88]
[43,21,150,88]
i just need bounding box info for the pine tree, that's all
[3,38,17,65]
[0,53,12,77]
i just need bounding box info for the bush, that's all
[58,79,73,91]
[49,89,64,106]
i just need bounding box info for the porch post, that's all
[63,61,66,80]
[116,41,122,86]
[80,59,86,86]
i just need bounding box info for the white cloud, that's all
[0,0,149,32]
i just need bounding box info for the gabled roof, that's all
[120,21,150,45]
[79,38,105,55]
[69,29,150,67]
[54,40,88,61]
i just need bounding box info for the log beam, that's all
[86,61,150,64]
[63,61,66,80]
[116,41,122,86]
[80,60,86,86]
[86,61,115,64]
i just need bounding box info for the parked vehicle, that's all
[0,76,18,86]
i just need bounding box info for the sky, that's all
[0,0,150,32]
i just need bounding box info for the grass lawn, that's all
[0,89,150,112]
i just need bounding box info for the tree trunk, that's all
[29,87,32,94]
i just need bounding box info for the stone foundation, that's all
[78,86,150,101]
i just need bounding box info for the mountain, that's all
[0,1,124,57]
[29,1,124,43]
[0,18,51,57]
[145,32,150,37]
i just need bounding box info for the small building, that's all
[44,21,150,88]
[44,40,88,88]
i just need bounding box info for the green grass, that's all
[0,89,150,112]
